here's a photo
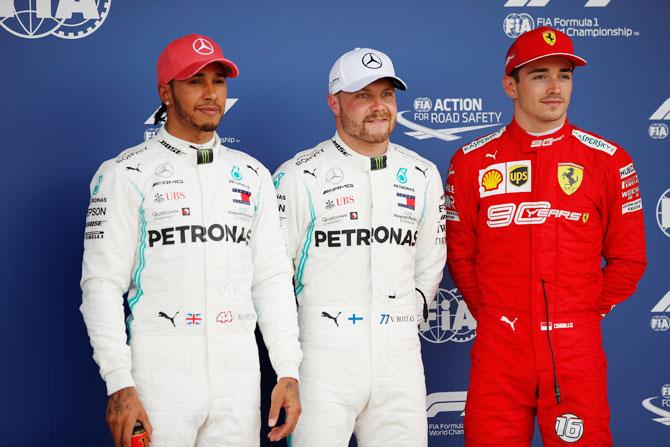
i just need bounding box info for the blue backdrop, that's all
[2,0,668,445]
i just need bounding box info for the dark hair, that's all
[153,81,174,125]
[509,67,521,83]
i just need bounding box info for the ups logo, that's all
[509,165,529,186]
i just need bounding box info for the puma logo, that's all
[247,165,259,175]
[486,150,498,160]
[500,315,518,331]
[126,164,141,173]
[303,169,316,178]
[158,311,179,327]
[321,311,342,327]
[415,166,428,177]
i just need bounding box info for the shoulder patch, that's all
[114,145,150,164]
[392,144,434,169]
[571,129,617,156]
[293,146,326,167]
[462,127,506,154]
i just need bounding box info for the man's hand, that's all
[106,386,152,447]
[267,377,301,442]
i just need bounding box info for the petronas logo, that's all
[231,165,243,181]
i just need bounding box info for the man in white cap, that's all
[80,33,302,446]
[273,48,446,446]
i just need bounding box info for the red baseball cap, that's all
[157,33,239,86]
[504,26,587,76]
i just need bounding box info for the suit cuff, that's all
[105,369,135,395]
[275,361,300,382]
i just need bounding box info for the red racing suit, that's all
[445,118,646,447]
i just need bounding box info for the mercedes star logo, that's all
[192,38,214,55]
[155,162,174,178]
[326,167,344,184]
[361,52,382,69]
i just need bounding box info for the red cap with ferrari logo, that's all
[157,33,239,86]
[504,26,587,76]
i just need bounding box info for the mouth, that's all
[365,116,390,124]
[541,98,563,106]
[197,106,222,116]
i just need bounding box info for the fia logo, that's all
[0,0,112,39]
[503,13,534,38]
[419,288,477,344]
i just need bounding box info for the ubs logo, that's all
[0,0,112,39]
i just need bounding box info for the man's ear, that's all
[327,94,340,117]
[502,75,517,100]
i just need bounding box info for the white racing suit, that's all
[80,127,302,446]
[274,134,446,447]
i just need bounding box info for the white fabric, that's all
[328,47,407,94]
[80,127,301,445]
[274,135,445,446]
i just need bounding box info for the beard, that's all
[340,109,396,144]
[173,96,221,132]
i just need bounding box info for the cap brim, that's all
[174,58,240,81]
[337,75,407,94]
[508,53,587,75]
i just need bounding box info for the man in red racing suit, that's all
[445,27,646,446]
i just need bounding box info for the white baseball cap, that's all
[328,48,407,95]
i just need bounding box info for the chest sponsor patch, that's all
[557,163,584,196]
[478,160,532,197]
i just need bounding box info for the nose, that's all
[547,76,561,95]
[203,80,218,100]
[370,94,386,111]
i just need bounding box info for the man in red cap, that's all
[445,26,646,446]
[80,34,302,446]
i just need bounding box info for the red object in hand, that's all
[131,422,149,447]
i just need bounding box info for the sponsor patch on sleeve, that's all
[622,198,642,214]
[619,162,636,179]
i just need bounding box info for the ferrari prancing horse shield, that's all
[558,163,584,195]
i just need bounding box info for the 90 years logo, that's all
[0,0,111,39]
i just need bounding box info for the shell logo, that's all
[481,169,503,191]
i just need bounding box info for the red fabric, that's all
[157,33,239,86]
[445,119,646,446]
[505,26,587,75]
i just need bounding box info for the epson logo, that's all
[87,207,107,217]
[148,224,251,247]
[314,227,417,247]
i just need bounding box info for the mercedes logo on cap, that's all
[326,167,344,184]
[361,52,382,69]
[192,38,214,55]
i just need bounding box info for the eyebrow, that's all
[527,67,573,75]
